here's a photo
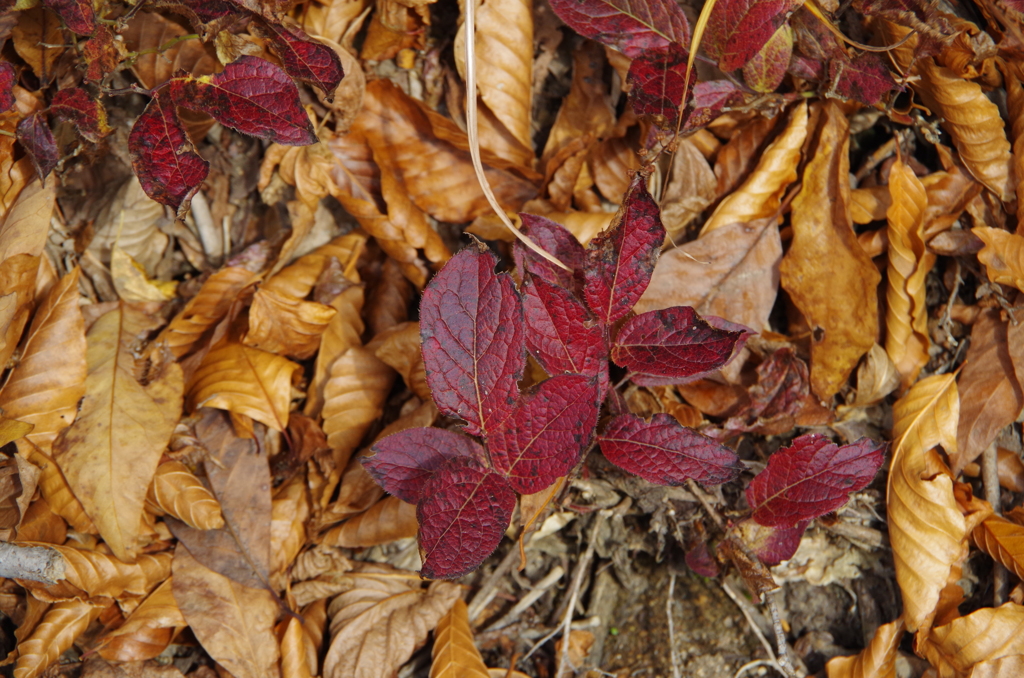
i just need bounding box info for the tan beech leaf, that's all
[53,303,184,562]
[172,544,281,678]
[660,138,716,242]
[971,656,1024,677]
[712,114,778,200]
[19,442,96,534]
[779,102,880,400]
[146,461,225,531]
[700,102,808,237]
[851,343,900,407]
[851,186,890,225]
[590,134,639,205]
[280,616,314,678]
[13,600,103,678]
[431,599,489,678]
[914,59,1015,202]
[326,496,417,548]
[825,617,903,678]
[321,347,394,472]
[270,474,310,576]
[540,42,615,169]
[369,321,429,400]
[323,563,460,678]
[973,515,1024,580]
[111,246,178,304]
[189,342,301,432]
[922,166,981,239]
[262,232,367,299]
[374,150,450,275]
[15,498,67,544]
[11,8,63,84]
[951,310,1023,474]
[95,578,185,661]
[366,256,413,337]
[124,12,218,90]
[301,0,370,47]
[245,288,337,360]
[888,374,966,634]
[307,285,365,419]
[0,254,40,372]
[88,179,170,275]
[1006,62,1024,211]
[0,178,55,262]
[0,268,87,454]
[884,157,933,390]
[17,542,149,603]
[922,603,1024,673]
[974,227,1024,292]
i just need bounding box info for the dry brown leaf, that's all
[307,285,365,419]
[921,603,1024,674]
[0,268,86,454]
[825,617,904,678]
[888,374,967,634]
[270,474,310,576]
[700,102,808,236]
[189,342,300,432]
[146,461,225,531]
[850,186,890,225]
[14,497,66,545]
[262,232,366,298]
[430,599,489,678]
[172,544,281,678]
[0,255,40,373]
[326,496,418,548]
[974,227,1024,291]
[884,157,933,390]
[323,563,460,678]
[374,149,450,273]
[1005,62,1024,214]
[914,59,1015,203]
[321,347,394,473]
[53,303,184,561]
[111,246,178,303]
[19,442,96,534]
[0,178,55,262]
[280,616,315,678]
[973,515,1024,580]
[366,256,413,336]
[11,8,63,84]
[369,321,429,400]
[779,102,880,400]
[850,343,900,407]
[13,599,103,678]
[301,0,370,47]
[245,288,337,360]
[712,114,779,201]
[88,179,170,275]
[541,42,615,171]
[17,542,151,603]
[660,138,716,242]
[95,577,186,662]
[951,310,1023,474]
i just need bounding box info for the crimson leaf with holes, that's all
[253,20,345,101]
[16,113,58,180]
[51,87,110,143]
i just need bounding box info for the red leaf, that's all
[627,44,694,126]
[81,26,120,83]
[828,51,899,105]
[704,0,798,71]
[742,23,792,93]
[254,20,344,101]
[522,275,608,393]
[418,457,516,579]
[364,428,487,504]
[420,242,526,438]
[682,81,745,133]
[685,541,720,577]
[0,62,15,113]
[43,0,95,34]
[547,0,690,58]
[487,374,600,493]
[583,174,665,325]
[50,88,111,143]
[515,213,587,294]
[598,413,742,486]
[733,517,808,565]
[722,347,830,435]
[169,56,317,146]
[611,306,747,382]
[129,89,210,216]
[16,112,58,180]
[746,434,885,528]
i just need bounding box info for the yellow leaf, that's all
[825,618,903,678]
[0,416,33,448]
[53,303,184,561]
[321,347,394,472]
[779,102,880,399]
[13,600,103,678]
[189,342,301,432]
[0,268,87,453]
[270,474,310,576]
[95,578,186,662]
[325,495,418,548]
[431,599,489,678]
[146,461,225,531]
[884,157,933,390]
[245,287,337,359]
[888,374,966,634]
[111,246,177,303]
[280,617,315,678]
[974,227,1024,292]
[1005,61,1024,209]
[921,603,1024,674]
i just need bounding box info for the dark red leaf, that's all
[547,0,690,58]
[169,56,317,146]
[364,428,487,504]
[254,20,344,101]
[598,413,742,486]
[50,88,111,143]
[420,241,526,438]
[746,434,885,528]
[682,81,745,133]
[487,374,600,493]
[128,89,210,216]
[742,23,793,93]
[583,174,665,324]
[418,457,516,579]
[612,306,747,383]
[0,62,15,113]
[722,348,830,435]
[828,51,899,105]
[81,26,120,83]
[42,0,95,34]
[515,213,587,294]
[627,44,694,127]
[733,517,808,566]
[704,0,798,71]
[16,113,58,180]
[685,540,720,577]
[522,275,608,393]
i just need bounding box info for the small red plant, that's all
[364,173,886,579]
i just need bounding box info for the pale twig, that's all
[468,542,521,624]
[553,511,605,678]
[766,592,799,677]
[463,0,569,271]
[721,580,777,664]
[486,565,565,631]
[667,573,682,678]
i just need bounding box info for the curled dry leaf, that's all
[884,157,933,390]
[280,616,314,678]
[974,227,1024,292]
[851,343,900,407]
[13,599,102,678]
[95,578,186,662]
[700,102,807,236]
[887,374,967,634]
[320,347,394,472]
[307,285,365,419]
[146,461,225,531]
[323,563,460,678]
[53,303,184,562]
[922,603,1024,674]
[270,474,309,576]
[19,441,96,534]
[659,138,716,241]
[973,515,1024,581]
[188,342,301,432]
[17,542,152,603]
[244,287,337,360]
[262,232,366,299]
[541,42,615,171]
[326,495,418,547]
[779,102,880,400]
[369,321,430,400]
[824,617,904,678]
[88,178,170,275]
[430,599,489,678]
